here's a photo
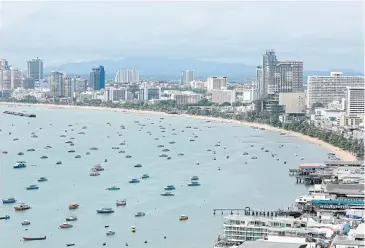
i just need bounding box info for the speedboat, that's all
[106,230,115,236]
[14,203,31,211]
[21,220,31,225]
[134,164,142,168]
[65,216,77,221]
[179,215,188,221]
[26,184,39,190]
[23,236,46,241]
[69,203,79,209]
[188,181,201,186]
[13,161,27,169]
[59,223,73,228]
[2,197,16,204]
[161,191,174,196]
[164,185,175,190]
[129,178,140,183]
[116,199,127,206]
[0,215,10,220]
[134,212,145,217]
[38,177,48,182]
[106,186,120,190]
[97,208,115,214]
[191,176,199,181]
[141,174,149,179]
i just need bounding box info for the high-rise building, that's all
[180,70,195,84]
[23,78,35,89]
[27,57,43,81]
[272,61,303,94]
[138,86,161,101]
[104,87,128,102]
[0,67,22,90]
[256,65,264,99]
[74,76,87,93]
[114,69,139,83]
[90,66,105,90]
[11,68,23,89]
[0,59,9,69]
[263,49,277,96]
[206,76,228,91]
[63,77,74,98]
[346,87,365,115]
[211,89,236,104]
[307,72,364,109]
[49,71,64,97]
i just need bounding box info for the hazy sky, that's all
[0,0,363,71]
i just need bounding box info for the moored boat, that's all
[23,236,46,241]
[106,230,115,236]
[164,185,175,190]
[59,223,73,228]
[89,171,100,176]
[188,181,201,186]
[179,215,188,221]
[161,191,175,196]
[21,220,31,225]
[14,203,31,211]
[96,208,114,214]
[134,212,145,217]
[106,186,120,190]
[134,164,142,168]
[69,203,79,209]
[13,161,27,169]
[191,176,199,181]
[0,215,10,220]
[38,177,48,182]
[116,199,127,206]
[141,174,149,179]
[65,216,77,221]
[2,197,16,204]
[129,178,140,183]
[26,184,39,190]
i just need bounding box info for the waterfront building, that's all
[207,76,228,91]
[104,87,128,102]
[169,91,203,105]
[49,71,64,97]
[278,92,306,114]
[242,88,257,103]
[180,70,195,84]
[346,87,364,115]
[190,80,206,90]
[27,57,43,81]
[255,65,264,99]
[90,66,105,90]
[307,72,364,109]
[114,69,139,83]
[262,49,277,96]
[211,89,236,104]
[63,77,74,98]
[138,85,161,101]
[74,76,87,93]
[0,67,22,90]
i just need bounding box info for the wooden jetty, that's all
[212,207,302,218]
[3,111,36,118]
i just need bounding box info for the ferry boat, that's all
[2,197,16,204]
[97,208,114,214]
[21,220,31,225]
[13,161,27,169]
[26,184,39,190]
[179,215,188,221]
[0,215,10,220]
[129,178,140,183]
[135,212,145,217]
[59,223,73,228]
[65,216,77,221]
[116,199,127,206]
[14,203,31,211]
[188,181,201,186]
[106,186,120,191]
[23,236,46,241]
[141,174,149,179]
[164,185,175,190]
[69,203,79,209]
[191,176,199,181]
[161,191,174,196]
[106,230,115,236]
[38,177,48,182]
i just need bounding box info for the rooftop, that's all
[238,241,307,248]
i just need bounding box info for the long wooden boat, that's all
[23,236,46,241]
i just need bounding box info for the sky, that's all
[0,0,364,71]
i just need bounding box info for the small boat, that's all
[131,226,136,232]
[27,148,35,152]
[14,203,31,211]
[75,155,81,158]
[38,177,48,182]
[106,230,115,236]
[129,178,140,183]
[164,185,175,190]
[44,145,52,149]
[265,150,269,152]
[68,150,75,153]
[59,223,73,228]
[97,208,115,214]
[167,157,171,160]
[116,199,127,206]
[179,215,188,221]
[2,197,16,204]
[65,141,73,144]
[23,236,46,241]
[169,141,175,144]
[251,156,257,159]
[188,181,201,186]
[157,145,164,148]
[161,191,174,196]
[177,153,184,156]
[243,152,249,155]
[112,147,120,150]
[90,172,100,176]
[82,126,87,129]
[13,161,27,169]
[141,174,149,179]
[92,164,104,171]
[126,155,132,158]
[162,149,170,152]
[26,184,39,190]
[191,176,199,181]
[78,132,85,135]
[0,215,10,220]
[159,154,168,157]
[66,216,77,221]
[56,161,62,165]
[66,244,75,247]
[86,152,91,155]
[69,203,79,209]
[190,139,195,142]
[106,186,120,191]
[90,147,98,150]
[40,155,48,159]
[119,150,125,153]
[22,220,31,225]
[134,164,142,168]
[134,212,145,217]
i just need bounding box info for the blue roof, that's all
[312,199,364,205]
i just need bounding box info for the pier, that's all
[212,207,302,218]
[3,111,36,118]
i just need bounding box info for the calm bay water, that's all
[0,105,329,248]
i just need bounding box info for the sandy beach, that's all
[1,102,357,161]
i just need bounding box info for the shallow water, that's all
[0,105,329,248]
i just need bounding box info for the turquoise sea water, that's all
[0,105,329,248]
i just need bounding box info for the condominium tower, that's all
[114,69,139,83]
[180,70,195,84]
[90,66,105,90]
[27,57,43,81]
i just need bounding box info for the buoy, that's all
[144,240,148,244]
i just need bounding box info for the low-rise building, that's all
[279,92,306,114]
[169,91,203,105]
[190,80,206,90]
[138,86,161,101]
[104,87,128,102]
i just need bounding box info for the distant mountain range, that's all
[46,57,364,81]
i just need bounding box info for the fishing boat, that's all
[14,203,31,211]
[65,216,77,221]
[188,181,201,186]
[116,199,127,206]
[179,215,188,221]
[69,203,79,209]
[134,212,145,217]
[44,145,52,149]
[96,208,115,214]
[157,145,164,148]
[38,177,48,182]
[59,223,73,228]
[106,186,120,191]
[162,149,170,152]
[0,215,10,220]
[106,230,115,236]
[191,176,199,181]
[129,178,140,183]
[92,164,104,171]
[141,174,149,179]
[2,197,16,204]
[164,185,175,190]
[23,236,46,241]
[169,141,176,144]
[26,184,39,190]
[21,220,31,225]
[13,161,27,169]
[161,191,175,196]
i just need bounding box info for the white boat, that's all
[116,200,127,206]
[59,223,73,228]
[106,230,115,236]
[21,220,31,225]
[65,216,77,221]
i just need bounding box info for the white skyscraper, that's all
[180,70,194,84]
[0,67,22,90]
[49,71,64,97]
[114,69,140,83]
[206,76,228,91]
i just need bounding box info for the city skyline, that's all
[0,1,363,71]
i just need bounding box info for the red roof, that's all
[299,163,324,169]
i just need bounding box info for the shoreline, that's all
[0,102,357,161]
